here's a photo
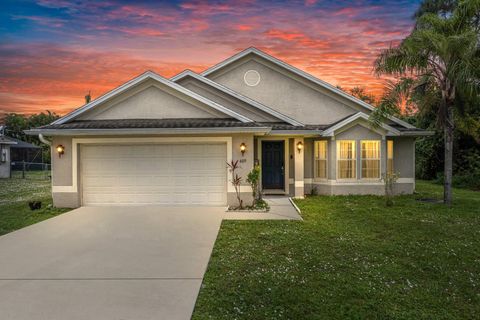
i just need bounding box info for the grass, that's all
[0,172,69,236]
[193,181,480,320]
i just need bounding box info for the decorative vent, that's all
[243,70,261,87]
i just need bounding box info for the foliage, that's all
[246,164,261,207]
[414,0,480,29]
[372,0,480,204]
[349,86,377,105]
[336,85,377,105]
[227,160,243,209]
[246,198,270,211]
[3,111,60,163]
[193,181,480,319]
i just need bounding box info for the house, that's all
[9,137,43,170]
[26,47,430,208]
[0,134,17,178]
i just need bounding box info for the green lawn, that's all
[193,181,480,320]
[0,173,69,236]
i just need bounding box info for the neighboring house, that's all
[26,47,431,208]
[9,138,43,170]
[0,135,17,178]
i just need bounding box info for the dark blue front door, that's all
[262,141,284,189]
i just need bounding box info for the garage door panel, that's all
[81,143,227,206]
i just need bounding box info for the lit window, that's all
[361,140,380,179]
[387,140,394,174]
[314,141,327,179]
[337,140,356,179]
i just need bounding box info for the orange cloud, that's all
[0,43,209,115]
[235,24,253,31]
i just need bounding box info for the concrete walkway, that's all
[224,196,303,220]
[0,206,224,320]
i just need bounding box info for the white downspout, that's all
[38,134,51,146]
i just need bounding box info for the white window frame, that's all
[360,140,381,180]
[336,140,357,180]
[387,140,394,175]
[314,140,328,180]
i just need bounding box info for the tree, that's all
[415,0,480,29]
[336,85,378,105]
[349,87,377,105]
[3,111,60,163]
[372,0,480,205]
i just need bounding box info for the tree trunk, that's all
[444,106,454,205]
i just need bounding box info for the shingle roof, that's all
[390,124,427,132]
[38,118,265,130]
[8,137,41,149]
[0,135,17,145]
[259,122,327,131]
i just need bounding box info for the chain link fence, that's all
[10,161,51,180]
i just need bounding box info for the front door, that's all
[262,141,284,189]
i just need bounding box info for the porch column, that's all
[294,137,304,198]
[381,136,387,178]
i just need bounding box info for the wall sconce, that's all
[296,141,304,153]
[56,145,65,158]
[240,142,247,156]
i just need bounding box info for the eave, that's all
[24,127,272,136]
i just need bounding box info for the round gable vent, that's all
[244,70,261,87]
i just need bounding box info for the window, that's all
[337,140,356,179]
[314,141,327,179]
[361,140,380,179]
[387,140,394,174]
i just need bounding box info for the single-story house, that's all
[9,137,43,170]
[26,47,431,208]
[0,134,17,178]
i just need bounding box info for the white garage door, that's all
[81,143,227,206]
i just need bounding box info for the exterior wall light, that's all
[56,145,65,158]
[297,141,304,153]
[240,143,247,156]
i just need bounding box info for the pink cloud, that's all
[235,24,253,31]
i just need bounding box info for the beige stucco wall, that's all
[302,124,416,196]
[51,134,255,208]
[51,136,74,187]
[207,56,364,125]
[392,137,415,178]
[0,145,11,178]
[77,80,227,120]
[177,77,280,122]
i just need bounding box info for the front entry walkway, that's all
[0,206,224,320]
[224,196,303,220]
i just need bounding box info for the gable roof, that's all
[201,47,415,129]
[52,71,254,125]
[171,70,304,126]
[321,112,400,137]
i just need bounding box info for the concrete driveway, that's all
[0,206,224,320]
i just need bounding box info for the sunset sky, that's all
[0,0,421,116]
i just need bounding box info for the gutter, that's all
[38,133,52,146]
[392,131,435,137]
[25,127,272,136]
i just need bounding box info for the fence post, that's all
[22,161,25,179]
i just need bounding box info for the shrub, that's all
[246,165,261,206]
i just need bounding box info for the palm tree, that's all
[373,0,480,205]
